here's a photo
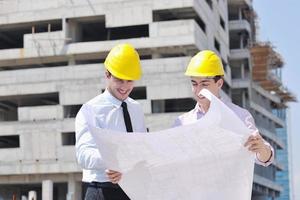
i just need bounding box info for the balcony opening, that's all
[151,98,195,113]
[16,93,59,107]
[230,30,249,49]
[139,55,152,60]
[75,58,105,65]
[0,183,68,200]
[231,65,242,79]
[160,53,186,58]
[63,105,82,118]
[108,25,149,40]
[0,135,20,148]
[232,89,250,109]
[153,7,206,33]
[229,5,253,24]
[0,100,18,121]
[67,16,149,42]
[0,61,68,71]
[229,6,240,21]
[214,38,221,53]
[220,16,226,30]
[230,59,250,79]
[62,132,76,146]
[81,21,107,42]
[205,0,213,10]
[254,164,277,181]
[0,19,62,50]
[130,87,147,100]
[0,93,59,122]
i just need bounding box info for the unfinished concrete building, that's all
[0,0,295,199]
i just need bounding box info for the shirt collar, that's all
[194,103,204,114]
[103,89,130,108]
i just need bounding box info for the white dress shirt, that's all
[75,89,146,183]
[173,98,274,167]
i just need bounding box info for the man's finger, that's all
[111,175,122,184]
[248,144,264,151]
[248,146,260,152]
[109,173,121,179]
[244,139,260,147]
[248,135,262,141]
[244,134,264,146]
[107,171,120,176]
[105,169,120,175]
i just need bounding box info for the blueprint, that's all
[85,89,255,200]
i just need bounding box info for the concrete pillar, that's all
[68,56,76,65]
[152,53,162,59]
[239,33,244,49]
[42,180,53,200]
[28,191,37,200]
[66,19,81,43]
[152,100,165,113]
[238,7,242,20]
[21,195,28,200]
[62,17,68,40]
[241,62,245,79]
[66,174,82,200]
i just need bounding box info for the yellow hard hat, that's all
[104,43,142,80]
[185,50,224,77]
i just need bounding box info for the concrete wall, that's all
[0,119,79,175]
[18,105,63,121]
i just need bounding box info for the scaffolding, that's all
[250,43,296,103]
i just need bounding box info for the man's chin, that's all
[118,94,129,101]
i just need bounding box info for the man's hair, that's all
[213,76,223,83]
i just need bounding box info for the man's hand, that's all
[244,132,272,163]
[105,169,122,184]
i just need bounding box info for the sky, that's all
[252,1,300,199]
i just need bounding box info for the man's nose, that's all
[120,81,131,88]
[195,85,203,92]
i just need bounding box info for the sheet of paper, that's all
[84,89,255,200]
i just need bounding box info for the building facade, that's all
[275,108,293,200]
[0,0,295,199]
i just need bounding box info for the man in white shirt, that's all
[75,43,146,200]
[173,50,274,166]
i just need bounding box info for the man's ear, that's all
[105,71,111,79]
[217,79,224,89]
